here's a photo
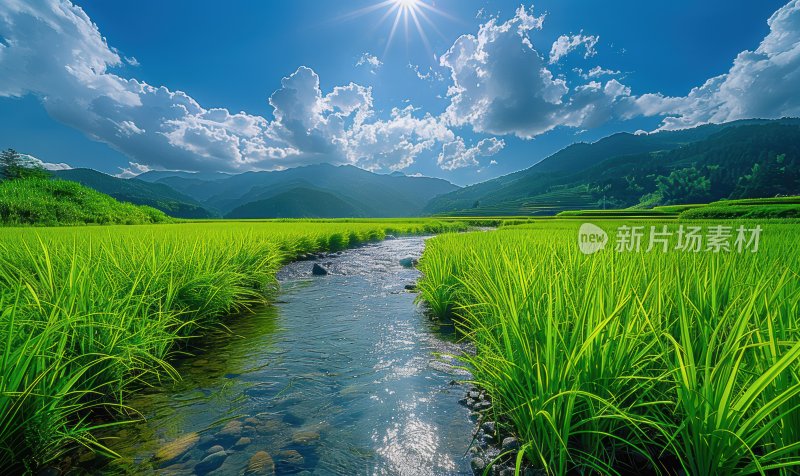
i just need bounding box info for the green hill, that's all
[53,168,216,218]
[225,187,362,218]
[425,119,800,216]
[0,178,170,226]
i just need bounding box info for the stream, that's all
[93,236,474,475]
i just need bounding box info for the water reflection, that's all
[93,237,473,475]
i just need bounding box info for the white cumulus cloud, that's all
[409,63,444,82]
[437,137,505,171]
[0,1,476,172]
[439,5,633,139]
[586,66,621,78]
[631,0,800,130]
[18,153,72,171]
[116,161,150,178]
[356,52,382,74]
[549,33,599,64]
[346,106,456,171]
[3,0,799,176]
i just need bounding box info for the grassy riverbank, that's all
[0,219,466,473]
[417,220,800,475]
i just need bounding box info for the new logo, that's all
[578,223,608,255]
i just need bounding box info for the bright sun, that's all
[342,0,450,57]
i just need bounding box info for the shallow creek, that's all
[93,236,474,475]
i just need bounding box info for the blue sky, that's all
[0,0,797,185]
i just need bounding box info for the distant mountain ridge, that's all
[141,163,460,218]
[425,118,800,216]
[49,118,800,218]
[53,168,215,218]
[57,163,460,219]
[226,187,363,219]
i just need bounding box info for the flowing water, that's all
[93,237,474,475]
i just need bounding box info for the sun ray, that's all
[415,1,460,23]
[403,6,410,52]
[383,5,405,57]
[412,7,447,43]
[370,3,401,37]
[407,7,433,59]
[344,0,453,57]
[332,0,396,22]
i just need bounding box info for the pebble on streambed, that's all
[459,385,543,476]
[194,449,227,473]
[245,451,275,475]
[155,432,200,464]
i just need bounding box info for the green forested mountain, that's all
[225,187,362,218]
[13,118,800,219]
[425,118,800,215]
[53,168,216,218]
[145,163,460,217]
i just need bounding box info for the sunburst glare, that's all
[340,0,452,58]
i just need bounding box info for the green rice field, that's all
[0,219,466,472]
[416,220,800,475]
[3,217,800,475]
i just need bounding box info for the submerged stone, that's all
[155,432,199,463]
[255,418,285,435]
[206,445,224,455]
[399,257,418,268]
[312,263,329,275]
[245,451,275,475]
[291,430,321,445]
[217,419,243,439]
[278,449,305,467]
[233,437,252,449]
[194,450,226,473]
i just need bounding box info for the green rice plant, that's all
[665,261,800,475]
[416,221,800,475]
[0,219,467,472]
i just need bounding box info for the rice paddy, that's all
[3,217,799,475]
[0,219,466,473]
[416,220,800,475]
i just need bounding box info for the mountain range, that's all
[53,168,215,219]
[424,118,800,215]
[50,118,800,218]
[56,164,454,218]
